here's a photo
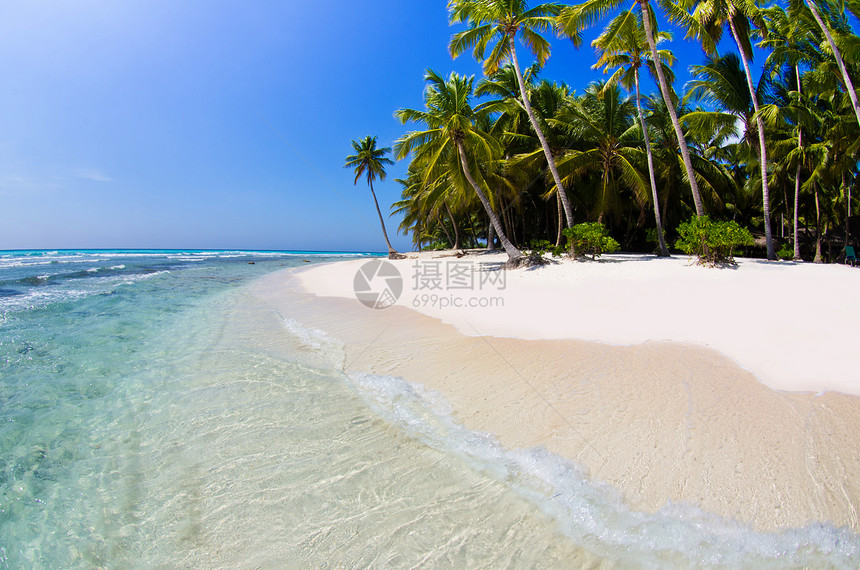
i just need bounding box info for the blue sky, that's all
[0,0,744,252]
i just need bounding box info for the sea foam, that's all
[280,317,860,568]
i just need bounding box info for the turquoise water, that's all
[1,250,858,568]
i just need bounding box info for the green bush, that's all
[527,239,569,258]
[527,239,553,256]
[674,216,754,266]
[421,240,449,251]
[563,222,620,260]
[777,242,795,260]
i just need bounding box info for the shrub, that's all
[526,239,569,259]
[674,216,754,266]
[527,239,553,256]
[777,242,795,260]
[563,222,620,260]
[550,244,567,257]
[421,240,449,251]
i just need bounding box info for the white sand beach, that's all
[300,252,860,395]
[251,252,860,532]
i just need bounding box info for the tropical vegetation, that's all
[674,215,755,265]
[344,136,405,259]
[362,0,860,265]
[564,222,622,259]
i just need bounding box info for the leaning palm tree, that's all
[344,136,405,259]
[804,0,860,128]
[678,0,777,259]
[559,0,707,218]
[592,9,673,255]
[526,80,578,245]
[394,70,525,262]
[647,95,736,226]
[485,73,576,246]
[448,0,577,230]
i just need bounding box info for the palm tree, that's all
[647,95,735,227]
[394,70,524,262]
[448,0,577,230]
[483,71,576,246]
[392,166,468,251]
[804,0,860,128]
[546,83,651,233]
[527,80,578,245]
[801,94,859,261]
[679,0,777,259]
[559,0,707,218]
[344,136,404,259]
[592,9,673,255]
[760,3,820,259]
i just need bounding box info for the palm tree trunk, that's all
[781,188,787,239]
[814,184,823,263]
[843,172,850,247]
[793,65,803,261]
[555,192,564,247]
[793,162,802,260]
[728,17,776,260]
[661,183,670,230]
[487,217,497,251]
[501,198,513,244]
[369,180,402,258]
[439,216,455,249]
[456,140,522,259]
[806,0,860,128]
[639,0,705,217]
[634,68,670,256]
[598,166,610,224]
[509,39,575,228]
[444,201,461,250]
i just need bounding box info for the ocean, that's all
[1,250,857,568]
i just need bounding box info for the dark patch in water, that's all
[20,276,51,286]
[0,288,23,297]
[12,265,168,288]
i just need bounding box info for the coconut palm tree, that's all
[392,165,468,251]
[678,0,777,259]
[448,0,577,230]
[801,94,860,261]
[527,80,578,245]
[760,2,820,259]
[344,136,404,259]
[559,0,707,218]
[646,95,735,228]
[394,69,524,262]
[545,83,651,233]
[803,0,860,128]
[592,9,674,255]
[485,73,577,246]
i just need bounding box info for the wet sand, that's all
[250,263,860,533]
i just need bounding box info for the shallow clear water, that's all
[1,250,858,568]
[0,251,588,567]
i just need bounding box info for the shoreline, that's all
[250,254,860,533]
